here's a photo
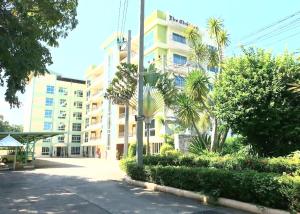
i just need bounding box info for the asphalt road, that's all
[0,158,249,214]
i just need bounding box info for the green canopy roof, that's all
[0,132,63,144]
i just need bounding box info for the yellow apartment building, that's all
[83,10,217,159]
[23,73,86,157]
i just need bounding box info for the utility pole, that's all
[162,55,167,144]
[136,0,145,167]
[124,30,131,157]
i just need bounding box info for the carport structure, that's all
[0,132,61,165]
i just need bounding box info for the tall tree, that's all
[207,17,230,151]
[0,0,78,107]
[215,48,300,156]
[104,63,138,157]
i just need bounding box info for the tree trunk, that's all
[123,102,129,157]
[146,123,150,155]
[210,117,218,152]
[218,126,229,152]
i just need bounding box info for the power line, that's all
[242,18,300,46]
[263,30,300,48]
[240,10,300,42]
[116,0,122,39]
[120,0,128,38]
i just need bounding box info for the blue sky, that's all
[1,0,300,125]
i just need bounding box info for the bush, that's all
[188,134,210,155]
[159,143,174,155]
[215,49,300,156]
[128,143,146,158]
[122,161,300,212]
[221,136,247,155]
[140,153,300,174]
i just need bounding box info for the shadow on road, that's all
[0,169,249,214]
[34,158,84,169]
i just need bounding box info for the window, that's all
[60,99,67,107]
[43,138,51,143]
[58,87,68,95]
[144,52,155,67]
[86,104,90,114]
[74,90,83,97]
[173,54,187,65]
[45,98,53,106]
[175,75,186,87]
[46,85,54,94]
[85,118,89,128]
[84,132,89,142]
[74,101,83,109]
[44,122,52,130]
[172,33,186,44]
[144,31,154,50]
[73,112,82,120]
[44,110,52,118]
[207,66,218,73]
[58,110,66,119]
[144,119,155,136]
[86,91,90,100]
[58,123,65,131]
[58,135,65,143]
[72,123,81,131]
[71,147,80,155]
[72,135,81,143]
[42,147,50,155]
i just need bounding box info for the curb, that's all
[123,176,289,214]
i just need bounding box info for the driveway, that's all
[0,158,249,214]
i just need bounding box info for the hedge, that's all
[138,154,300,175]
[121,161,300,212]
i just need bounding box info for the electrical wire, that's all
[242,17,300,46]
[240,10,300,42]
[116,0,122,39]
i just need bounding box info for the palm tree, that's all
[175,94,201,137]
[104,63,138,157]
[207,17,230,151]
[131,84,164,155]
[289,81,300,93]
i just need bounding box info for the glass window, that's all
[58,123,65,131]
[74,101,83,109]
[175,75,186,87]
[144,31,154,50]
[45,98,53,106]
[72,135,81,143]
[71,147,80,155]
[44,110,52,118]
[43,138,51,143]
[207,66,218,73]
[73,112,82,120]
[72,123,81,131]
[172,33,186,44]
[60,99,67,107]
[58,135,65,143]
[84,132,89,142]
[43,122,52,130]
[74,90,83,97]
[58,110,66,119]
[144,119,155,137]
[144,52,155,68]
[58,87,68,95]
[42,147,50,155]
[46,85,54,94]
[173,54,187,65]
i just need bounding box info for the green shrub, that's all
[188,134,210,155]
[160,143,174,155]
[122,161,300,211]
[221,136,247,155]
[141,153,300,174]
[128,143,146,157]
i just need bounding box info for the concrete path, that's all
[0,158,249,214]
